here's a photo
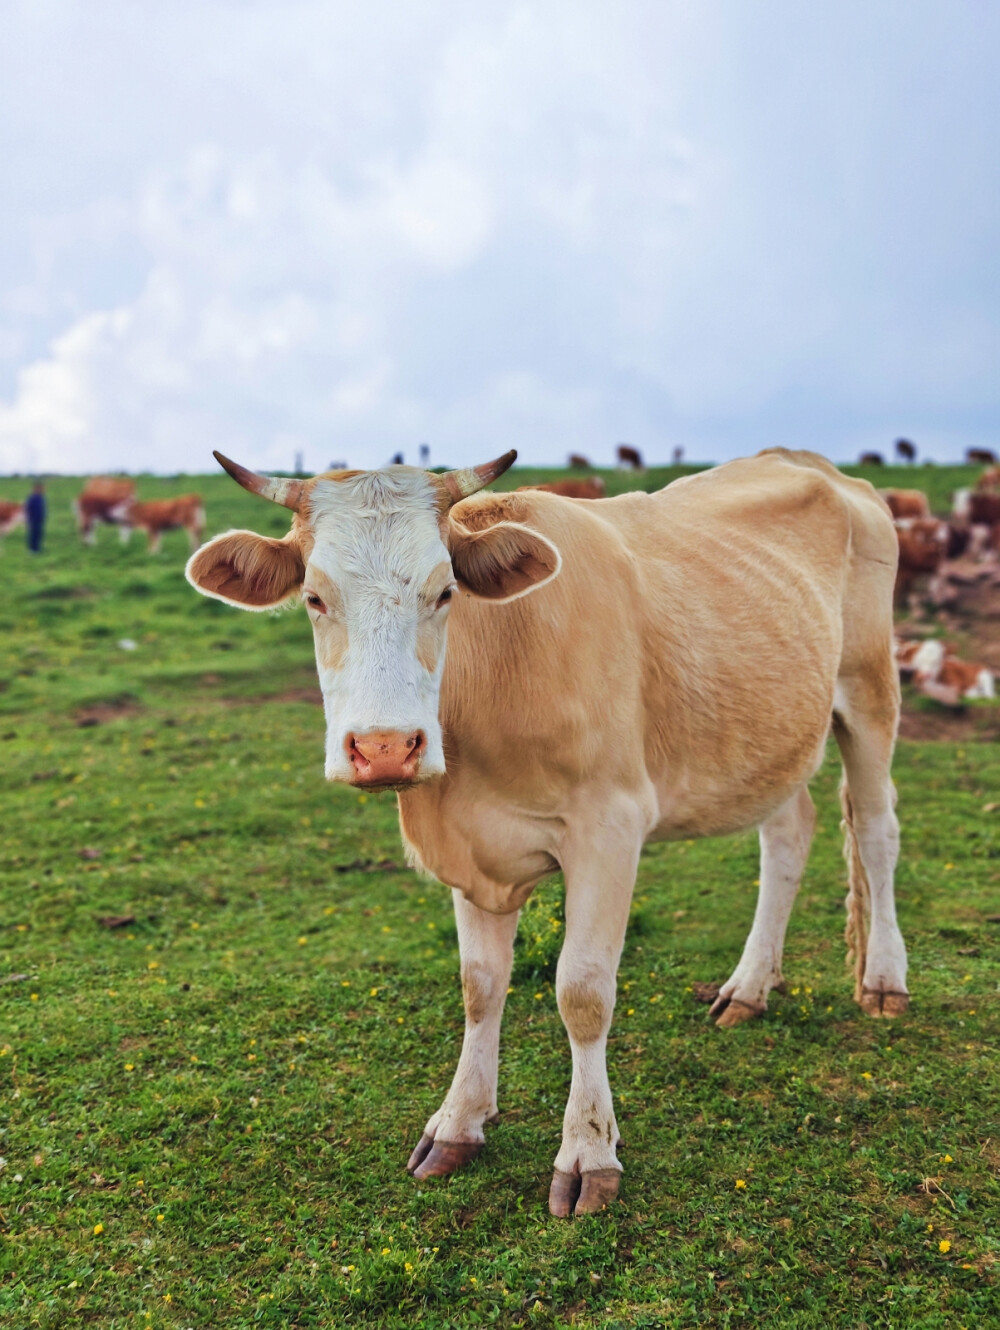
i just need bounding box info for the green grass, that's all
[0,467,997,1328]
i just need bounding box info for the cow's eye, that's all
[436,587,454,608]
[305,592,327,613]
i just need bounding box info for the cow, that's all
[894,518,948,605]
[75,477,136,544]
[126,496,205,554]
[880,488,930,521]
[895,638,995,705]
[966,447,997,466]
[519,478,606,500]
[975,466,1000,492]
[0,500,24,545]
[894,438,916,463]
[616,444,643,470]
[859,451,884,466]
[185,446,908,1217]
[568,454,591,470]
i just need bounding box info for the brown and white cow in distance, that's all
[75,477,136,544]
[127,496,205,553]
[0,500,25,545]
[186,447,907,1216]
[880,488,930,521]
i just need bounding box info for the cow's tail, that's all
[840,773,869,1001]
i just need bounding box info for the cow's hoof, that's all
[407,1135,483,1180]
[860,988,909,1018]
[711,996,765,1028]
[548,1167,621,1217]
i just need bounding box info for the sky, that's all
[1,0,998,476]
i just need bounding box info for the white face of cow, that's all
[303,471,453,784]
[185,454,562,790]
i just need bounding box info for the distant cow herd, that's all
[0,475,206,553]
[74,477,205,552]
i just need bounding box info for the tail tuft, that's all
[840,773,870,1001]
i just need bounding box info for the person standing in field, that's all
[25,482,46,553]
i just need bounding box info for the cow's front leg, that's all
[407,889,518,1181]
[549,817,642,1217]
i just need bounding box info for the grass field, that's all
[1,463,997,1328]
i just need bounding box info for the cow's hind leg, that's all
[407,890,518,1180]
[833,683,908,1016]
[710,785,816,1028]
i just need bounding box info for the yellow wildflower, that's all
[939,1240,951,1254]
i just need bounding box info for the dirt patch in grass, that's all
[74,697,144,726]
[898,705,1000,743]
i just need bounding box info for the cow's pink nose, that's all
[347,731,425,785]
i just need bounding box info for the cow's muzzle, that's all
[346,730,426,787]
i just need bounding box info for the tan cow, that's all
[126,495,205,554]
[75,477,136,544]
[0,500,24,544]
[519,478,606,500]
[880,488,930,521]
[186,447,906,1216]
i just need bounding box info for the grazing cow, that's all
[186,447,907,1217]
[859,452,884,466]
[568,454,591,470]
[519,478,606,500]
[127,496,205,553]
[966,447,998,466]
[880,488,930,521]
[0,500,24,545]
[616,444,643,470]
[75,477,136,544]
[894,438,916,463]
[894,518,948,605]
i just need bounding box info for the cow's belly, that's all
[648,715,831,840]
[398,786,561,915]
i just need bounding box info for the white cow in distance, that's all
[186,446,908,1217]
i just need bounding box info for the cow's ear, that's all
[186,530,304,610]
[448,516,562,602]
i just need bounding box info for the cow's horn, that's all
[439,450,517,504]
[213,451,305,511]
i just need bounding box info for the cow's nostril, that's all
[347,736,369,770]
